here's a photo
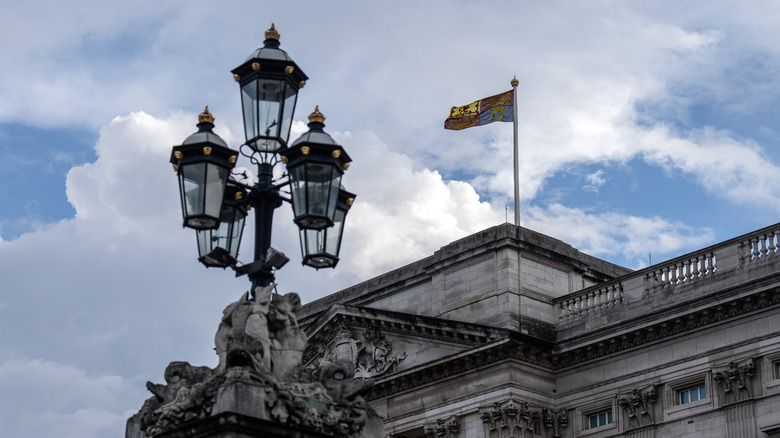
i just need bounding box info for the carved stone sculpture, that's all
[355,325,407,379]
[126,284,383,438]
[617,386,657,429]
[713,358,755,405]
[542,408,568,438]
[479,399,541,438]
[312,322,407,380]
[424,415,460,438]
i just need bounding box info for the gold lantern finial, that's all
[199,106,214,124]
[308,106,325,124]
[510,76,519,87]
[265,24,280,41]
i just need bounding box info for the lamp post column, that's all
[248,161,282,290]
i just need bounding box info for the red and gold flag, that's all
[444,89,514,130]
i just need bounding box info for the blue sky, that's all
[2,1,780,436]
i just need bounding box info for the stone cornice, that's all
[303,304,513,364]
[554,287,779,369]
[367,337,554,401]
[328,286,780,400]
[554,277,780,367]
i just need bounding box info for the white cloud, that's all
[0,358,136,438]
[639,125,780,208]
[583,170,606,193]
[524,203,714,267]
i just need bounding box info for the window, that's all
[588,410,613,429]
[678,385,706,405]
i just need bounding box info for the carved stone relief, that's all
[542,408,569,438]
[479,399,553,438]
[313,322,407,379]
[713,358,756,405]
[617,386,657,429]
[126,285,383,438]
[424,415,460,438]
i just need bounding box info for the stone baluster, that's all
[752,237,760,259]
[668,265,676,285]
[588,290,596,313]
[646,272,656,294]
[761,235,768,257]
[739,240,753,263]
[582,293,589,314]
[768,231,777,256]
[707,253,715,273]
[684,259,692,281]
[691,256,700,279]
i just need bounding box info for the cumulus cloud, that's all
[0,358,136,438]
[524,203,714,268]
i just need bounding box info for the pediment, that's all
[302,304,509,380]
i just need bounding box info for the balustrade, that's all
[559,282,623,320]
[647,252,715,290]
[556,223,780,322]
[741,229,779,263]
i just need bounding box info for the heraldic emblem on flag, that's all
[444,89,514,130]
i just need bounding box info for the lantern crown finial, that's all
[265,24,280,42]
[199,106,215,125]
[511,76,519,87]
[308,106,325,125]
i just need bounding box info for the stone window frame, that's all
[665,373,713,416]
[764,351,780,390]
[577,399,617,436]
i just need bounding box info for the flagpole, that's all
[511,76,520,226]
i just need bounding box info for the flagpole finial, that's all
[510,76,519,87]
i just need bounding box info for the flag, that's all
[444,89,514,130]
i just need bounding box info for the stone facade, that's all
[299,223,780,438]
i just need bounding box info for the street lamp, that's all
[170,25,354,295]
[195,183,247,268]
[231,23,307,153]
[170,108,238,230]
[281,106,351,230]
[299,186,355,269]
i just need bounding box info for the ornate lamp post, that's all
[169,24,355,295]
[129,25,382,438]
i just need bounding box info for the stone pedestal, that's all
[155,412,334,438]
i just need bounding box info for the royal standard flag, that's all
[444,89,514,130]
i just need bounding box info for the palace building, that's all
[299,222,780,438]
